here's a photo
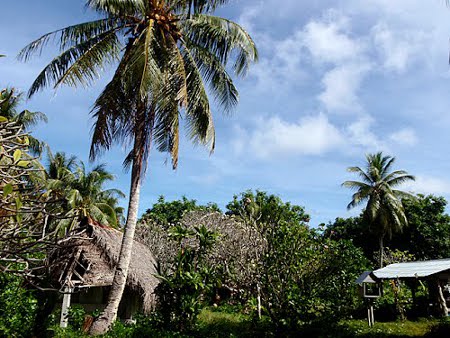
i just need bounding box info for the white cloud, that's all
[405,176,450,196]
[372,22,428,73]
[318,62,372,113]
[346,114,386,151]
[389,128,418,146]
[233,113,344,159]
[301,11,364,65]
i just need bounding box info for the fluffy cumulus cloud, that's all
[301,11,363,65]
[233,114,344,159]
[318,62,372,113]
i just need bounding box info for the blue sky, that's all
[1,0,450,226]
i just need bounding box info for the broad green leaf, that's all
[15,197,23,211]
[23,136,30,146]
[13,149,22,162]
[3,184,13,197]
[17,160,30,168]
[0,116,8,123]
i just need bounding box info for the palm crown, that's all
[19,0,258,169]
[343,152,415,239]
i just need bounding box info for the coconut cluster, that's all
[147,3,182,40]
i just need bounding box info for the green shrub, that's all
[0,273,38,337]
[153,225,219,332]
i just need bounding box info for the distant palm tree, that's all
[46,153,125,234]
[20,0,257,333]
[0,88,47,154]
[342,152,415,268]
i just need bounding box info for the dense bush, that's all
[153,225,220,332]
[260,224,369,329]
[0,273,37,337]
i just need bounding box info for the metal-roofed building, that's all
[356,258,450,319]
[372,258,450,280]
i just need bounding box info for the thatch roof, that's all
[49,219,158,313]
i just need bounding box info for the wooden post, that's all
[436,280,449,317]
[370,304,375,326]
[257,283,262,319]
[60,286,73,328]
[367,299,374,327]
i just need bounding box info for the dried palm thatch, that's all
[49,218,158,313]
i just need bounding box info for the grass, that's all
[196,308,273,337]
[337,319,440,337]
[48,308,450,337]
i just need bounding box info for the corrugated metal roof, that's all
[356,271,377,284]
[373,258,450,279]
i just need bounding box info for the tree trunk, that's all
[379,236,384,268]
[89,118,145,335]
[436,280,449,317]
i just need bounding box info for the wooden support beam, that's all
[60,286,73,328]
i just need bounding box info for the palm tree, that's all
[20,0,257,333]
[0,88,48,155]
[342,152,415,268]
[45,153,125,234]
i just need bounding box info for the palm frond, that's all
[18,19,120,61]
[341,180,371,191]
[171,0,230,14]
[386,174,415,187]
[346,166,373,184]
[182,45,215,151]
[183,14,258,76]
[86,0,146,16]
[27,29,122,97]
[183,38,238,113]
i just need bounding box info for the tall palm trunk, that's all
[89,110,146,335]
[379,236,384,268]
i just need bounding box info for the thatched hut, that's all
[50,218,158,324]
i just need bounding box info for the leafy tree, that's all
[226,190,310,230]
[343,152,415,268]
[140,195,220,228]
[0,88,47,155]
[391,194,450,260]
[154,225,219,332]
[21,0,257,333]
[324,217,377,263]
[0,118,49,273]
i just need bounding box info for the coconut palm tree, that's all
[45,153,125,234]
[0,88,48,155]
[342,152,415,268]
[20,0,257,333]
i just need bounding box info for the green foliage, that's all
[45,153,125,232]
[393,194,450,260]
[141,196,220,227]
[0,273,38,338]
[326,194,450,265]
[154,225,220,332]
[68,305,88,331]
[226,190,368,329]
[0,88,48,155]
[342,152,415,267]
[261,225,369,329]
[226,190,310,229]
